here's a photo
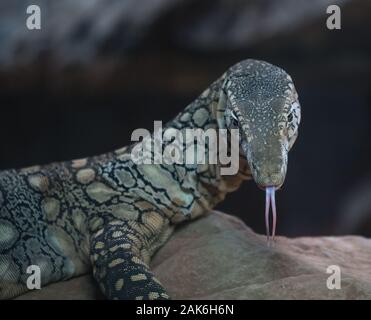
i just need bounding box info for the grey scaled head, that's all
[222,59,301,189]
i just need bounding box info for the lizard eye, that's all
[287,112,293,122]
[230,111,239,126]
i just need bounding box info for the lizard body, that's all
[0,59,301,299]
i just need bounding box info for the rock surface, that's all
[16,211,371,300]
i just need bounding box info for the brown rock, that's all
[16,275,103,300]
[16,211,371,300]
[152,212,371,299]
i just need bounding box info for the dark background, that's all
[0,0,370,237]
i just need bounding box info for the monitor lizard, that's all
[0,59,301,300]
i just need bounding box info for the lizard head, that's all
[220,59,301,189]
[217,59,301,240]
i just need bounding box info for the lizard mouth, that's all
[265,186,277,243]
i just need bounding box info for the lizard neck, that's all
[110,75,252,222]
[162,75,252,215]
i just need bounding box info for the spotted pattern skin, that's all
[0,60,301,300]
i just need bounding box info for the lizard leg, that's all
[90,220,170,300]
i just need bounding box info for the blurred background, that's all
[0,0,370,237]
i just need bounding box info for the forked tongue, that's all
[265,187,277,243]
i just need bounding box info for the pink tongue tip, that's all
[265,187,277,243]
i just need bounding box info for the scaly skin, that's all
[0,59,301,300]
